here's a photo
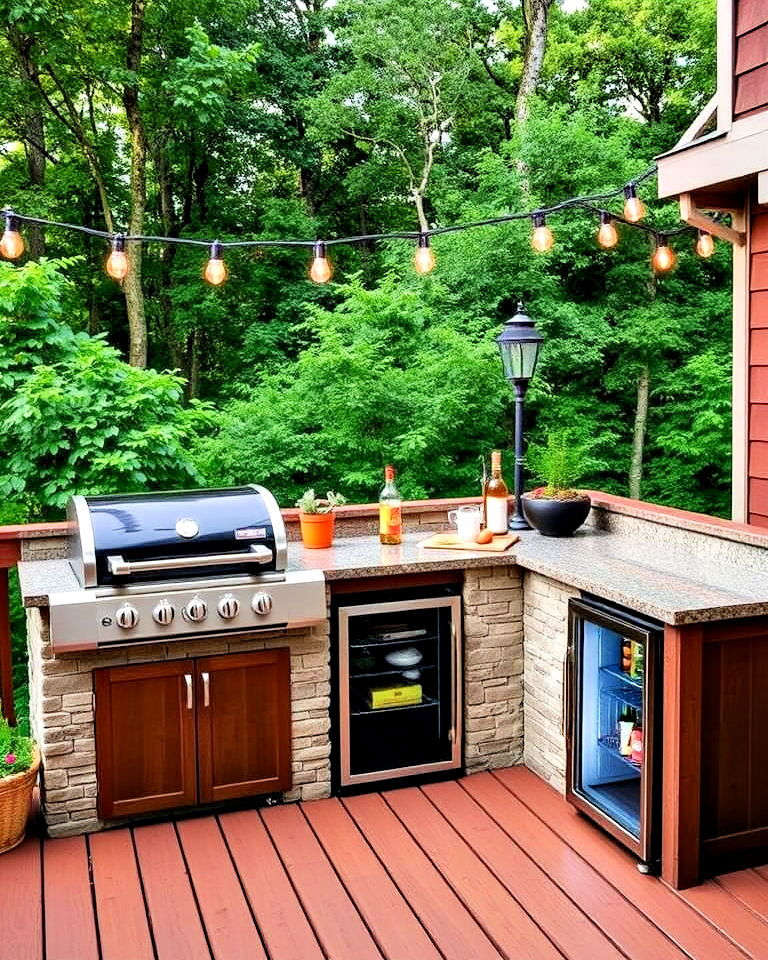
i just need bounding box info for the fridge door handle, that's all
[561,641,574,736]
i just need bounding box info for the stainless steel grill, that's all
[48,485,325,652]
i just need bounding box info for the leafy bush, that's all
[0,260,210,513]
[526,431,594,497]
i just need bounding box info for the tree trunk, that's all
[122,0,149,367]
[515,0,553,125]
[10,33,46,258]
[628,364,650,499]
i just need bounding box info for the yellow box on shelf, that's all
[368,683,423,709]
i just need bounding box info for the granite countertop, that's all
[17,528,768,625]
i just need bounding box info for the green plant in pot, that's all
[0,717,38,854]
[295,489,347,549]
[522,431,592,537]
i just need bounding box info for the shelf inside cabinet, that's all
[350,664,436,680]
[600,663,643,690]
[350,695,438,717]
[349,634,437,650]
[597,736,642,775]
[599,680,643,711]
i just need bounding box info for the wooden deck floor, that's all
[3,766,768,960]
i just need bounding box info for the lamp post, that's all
[495,302,544,530]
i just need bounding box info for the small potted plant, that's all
[522,431,592,537]
[295,488,347,548]
[0,718,39,854]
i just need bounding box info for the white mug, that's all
[448,505,482,542]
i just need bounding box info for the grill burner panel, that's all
[50,484,325,653]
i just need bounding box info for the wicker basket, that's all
[0,748,39,854]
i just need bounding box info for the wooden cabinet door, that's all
[196,649,292,803]
[95,661,197,819]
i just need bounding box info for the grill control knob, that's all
[217,595,240,620]
[115,603,140,629]
[152,600,175,626]
[251,592,273,616]
[184,596,208,622]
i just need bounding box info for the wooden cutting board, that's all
[419,532,519,552]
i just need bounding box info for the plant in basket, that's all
[0,717,38,854]
[295,488,347,548]
[522,431,596,537]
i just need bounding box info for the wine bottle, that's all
[484,450,509,534]
[379,465,402,545]
[618,706,634,756]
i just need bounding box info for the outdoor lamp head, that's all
[495,302,544,384]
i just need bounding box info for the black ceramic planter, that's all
[521,493,591,537]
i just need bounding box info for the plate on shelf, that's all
[383,647,423,668]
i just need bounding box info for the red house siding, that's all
[734,2,768,120]
[749,212,768,526]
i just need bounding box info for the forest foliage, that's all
[0,0,731,519]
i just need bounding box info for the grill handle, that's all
[107,545,273,577]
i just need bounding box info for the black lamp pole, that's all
[495,303,544,532]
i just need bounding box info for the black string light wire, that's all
[0,165,717,281]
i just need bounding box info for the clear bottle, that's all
[484,450,509,534]
[379,465,402,545]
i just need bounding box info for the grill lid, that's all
[69,485,287,587]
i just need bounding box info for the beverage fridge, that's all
[566,596,664,872]
[333,586,462,789]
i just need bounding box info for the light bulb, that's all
[204,241,227,285]
[696,230,715,259]
[531,213,554,253]
[309,241,332,283]
[0,214,24,259]
[597,212,618,249]
[623,184,646,223]
[106,236,129,280]
[414,235,435,274]
[652,238,677,273]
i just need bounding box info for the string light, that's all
[414,234,436,274]
[696,230,715,259]
[652,235,677,273]
[0,212,24,260]
[309,241,333,283]
[531,213,554,253]
[105,235,129,280]
[597,211,619,250]
[623,183,646,223]
[204,241,227,285]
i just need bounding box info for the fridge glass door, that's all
[576,616,648,839]
[339,599,458,783]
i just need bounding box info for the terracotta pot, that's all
[299,511,335,549]
[0,748,39,854]
[521,493,591,537]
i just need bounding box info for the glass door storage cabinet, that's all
[336,594,462,787]
[567,597,663,871]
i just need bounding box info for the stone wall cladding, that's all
[522,571,579,793]
[462,566,524,773]
[27,593,332,837]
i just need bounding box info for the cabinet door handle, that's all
[202,671,210,708]
[184,673,193,710]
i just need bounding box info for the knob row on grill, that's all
[115,593,274,629]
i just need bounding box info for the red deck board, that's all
[303,796,442,960]
[343,791,505,960]
[423,779,628,959]
[261,802,383,960]
[717,869,768,923]
[89,830,154,960]
[0,838,42,960]
[133,822,212,960]
[219,809,324,960]
[679,879,768,958]
[177,816,267,960]
[494,767,749,960]
[384,785,565,959]
[457,774,688,960]
[43,835,100,960]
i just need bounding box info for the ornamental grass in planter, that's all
[0,718,39,854]
[295,489,347,548]
[522,431,594,537]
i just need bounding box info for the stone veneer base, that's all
[28,566,530,837]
